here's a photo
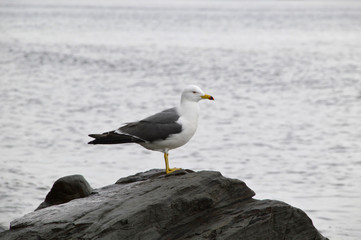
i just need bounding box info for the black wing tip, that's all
[87,132,144,144]
[88,133,103,144]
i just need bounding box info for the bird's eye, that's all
[192,91,197,94]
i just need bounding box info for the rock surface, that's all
[0,169,328,240]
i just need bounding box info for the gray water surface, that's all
[1,1,361,239]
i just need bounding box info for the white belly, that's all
[139,101,200,153]
[139,117,198,153]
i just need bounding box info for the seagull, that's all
[88,85,214,174]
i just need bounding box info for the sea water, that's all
[1,0,360,239]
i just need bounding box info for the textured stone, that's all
[35,174,93,210]
[0,169,328,240]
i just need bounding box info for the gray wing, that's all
[118,107,182,142]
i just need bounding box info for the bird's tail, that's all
[88,131,145,145]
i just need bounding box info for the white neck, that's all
[179,99,200,121]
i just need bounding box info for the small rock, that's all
[35,174,93,210]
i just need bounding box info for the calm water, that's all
[1,0,361,239]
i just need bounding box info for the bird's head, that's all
[181,85,214,102]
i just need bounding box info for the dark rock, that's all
[35,174,93,210]
[116,168,193,184]
[0,169,328,240]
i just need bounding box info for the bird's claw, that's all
[166,168,182,174]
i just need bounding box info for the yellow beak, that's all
[201,94,214,100]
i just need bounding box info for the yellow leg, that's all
[164,153,182,174]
